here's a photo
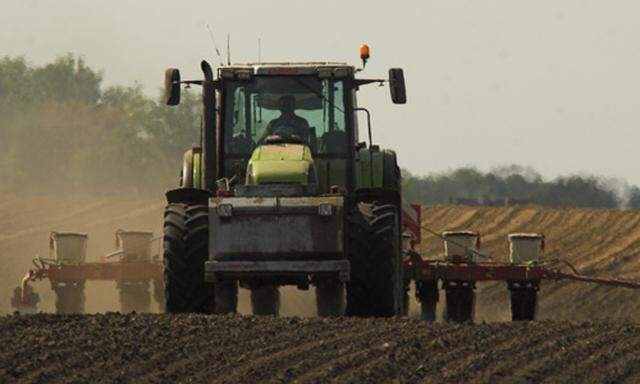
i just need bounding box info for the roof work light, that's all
[360,44,370,68]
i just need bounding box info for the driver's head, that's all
[278,95,296,115]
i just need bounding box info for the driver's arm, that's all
[257,119,278,145]
[294,117,311,142]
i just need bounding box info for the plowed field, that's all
[3,313,640,383]
[3,197,640,382]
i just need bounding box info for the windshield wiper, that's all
[291,77,345,114]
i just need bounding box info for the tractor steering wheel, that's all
[265,124,304,144]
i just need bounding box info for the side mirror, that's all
[165,68,181,106]
[389,68,407,104]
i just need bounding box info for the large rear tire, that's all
[346,202,403,317]
[316,280,344,317]
[163,203,213,313]
[250,286,280,316]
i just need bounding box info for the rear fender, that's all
[166,188,212,205]
[180,147,203,189]
[353,188,401,209]
[355,148,401,191]
[354,147,401,207]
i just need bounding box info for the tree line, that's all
[402,165,640,209]
[0,55,201,194]
[1,55,638,208]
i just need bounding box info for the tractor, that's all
[162,45,407,317]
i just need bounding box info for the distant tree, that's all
[0,57,31,106]
[491,164,542,183]
[503,174,533,197]
[629,187,640,209]
[150,89,202,162]
[32,55,102,104]
[538,176,619,208]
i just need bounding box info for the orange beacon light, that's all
[360,44,370,68]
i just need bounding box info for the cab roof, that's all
[219,62,355,78]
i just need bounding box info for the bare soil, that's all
[3,313,640,384]
[4,198,640,382]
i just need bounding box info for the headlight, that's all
[318,203,333,217]
[217,204,233,218]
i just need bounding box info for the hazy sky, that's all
[2,1,639,184]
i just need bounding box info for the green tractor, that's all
[163,47,407,317]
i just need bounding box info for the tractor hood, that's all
[246,143,317,185]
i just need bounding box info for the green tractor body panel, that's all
[246,143,317,185]
[354,148,385,189]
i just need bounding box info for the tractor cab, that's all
[219,64,354,194]
[166,56,406,196]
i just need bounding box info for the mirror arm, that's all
[179,80,220,89]
[181,80,204,86]
[355,79,386,87]
[354,108,373,147]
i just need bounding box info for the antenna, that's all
[226,33,231,65]
[205,24,224,67]
[258,38,262,63]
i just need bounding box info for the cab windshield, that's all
[223,76,347,157]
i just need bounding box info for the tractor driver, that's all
[258,95,310,144]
